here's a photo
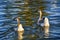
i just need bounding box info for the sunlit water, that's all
[0,0,60,40]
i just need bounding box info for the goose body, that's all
[37,10,50,36]
[18,24,24,31]
[44,17,50,27]
[44,17,50,36]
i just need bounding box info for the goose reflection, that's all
[37,10,50,38]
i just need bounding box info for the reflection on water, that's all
[18,31,24,40]
[0,0,60,40]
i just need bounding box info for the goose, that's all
[16,17,24,40]
[37,10,50,36]
[16,17,24,32]
[37,10,50,27]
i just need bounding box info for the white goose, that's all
[37,10,50,27]
[16,17,24,31]
[16,17,24,40]
[37,10,50,36]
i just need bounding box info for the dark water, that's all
[0,0,60,40]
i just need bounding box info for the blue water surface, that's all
[0,0,60,40]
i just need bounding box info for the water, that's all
[0,0,60,40]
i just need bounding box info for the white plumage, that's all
[15,17,24,31]
[18,24,24,31]
[37,10,50,36]
[44,17,50,27]
[37,10,50,27]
